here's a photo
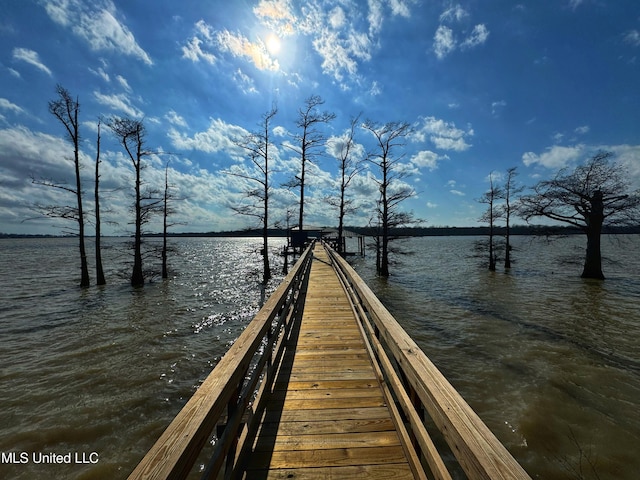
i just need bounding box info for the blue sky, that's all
[1,0,639,235]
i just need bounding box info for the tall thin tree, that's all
[327,114,363,255]
[161,162,182,279]
[227,107,278,284]
[108,116,150,287]
[478,172,503,271]
[94,119,106,285]
[48,85,90,287]
[286,95,335,234]
[362,120,415,277]
[501,167,523,269]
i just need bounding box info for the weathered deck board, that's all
[235,244,418,479]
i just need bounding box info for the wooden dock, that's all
[128,241,531,480]
[235,245,417,479]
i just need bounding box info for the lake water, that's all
[0,235,638,479]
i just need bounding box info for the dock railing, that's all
[128,242,315,480]
[325,242,531,480]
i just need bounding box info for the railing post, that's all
[224,370,245,479]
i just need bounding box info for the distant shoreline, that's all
[3,225,639,239]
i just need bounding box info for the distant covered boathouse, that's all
[287,226,365,256]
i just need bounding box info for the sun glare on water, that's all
[266,33,281,55]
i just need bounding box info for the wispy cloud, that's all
[41,0,152,65]
[115,75,132,92]
[182,36,216,64]
[568,0,584,10]
[253,0,297,37]
[233,69,258,94]
[165,110,188,128]
[434,26,456,60]
[89,66,110,82]
[216,30,279,71]
[94,91,143,117]
[491,100,507,115]
[461,24,489,49]
[440,4,469,23]
[433,5,489,59]
[12,48,52,76]
[0,98,25,115]
[624,30,640,47]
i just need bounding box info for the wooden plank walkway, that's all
[236,244,418,479]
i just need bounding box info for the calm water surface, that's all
[0,235,638,479]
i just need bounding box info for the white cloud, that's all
[434,6,489,59]
[182,36,216,64]
[311,28,360,82]
[491,100,506,115]
[297,1,414,87]
[116,75,132,92]
[326,131,366,162]
[329,6,346,29]
[89,66,110,82]
[388,0,414,18]
[165,110,188,128]
[440,4,468,23]
[167,118,248,157]
[369,81,382,96]
[568,0,584,10]
[253,0,297,37]
[12,48,52,76]
[450,189,465,196]
[434,25,456,59]
[414,116,473,151]
[461,24,490,49]
[521,145,584,168]
[0,98,25,115]
[216,30,279,71]
[43,0,152,65]
[195,19,214,41]
[367,0,384,36]
[93,91,143,117]
[272,125,289,137]
[233,69,258,94]
[624,30,640,47]
[410,150,443,170]
[575,125,590,135]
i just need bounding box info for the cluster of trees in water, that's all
[34,85,640,287]
[34,85,177,287]
[477,154,640,279]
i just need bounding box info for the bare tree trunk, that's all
[132,136,144,287]
[263,124,271,284]
[74,107,90,288]
[380,168,390,277]
[48,86,90,287]
[582,191,605,279]
[582,227,604,279]
[162,166,168,279]
[95,120,106,285]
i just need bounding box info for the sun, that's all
[266,33,281,56]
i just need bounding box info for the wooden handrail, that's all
[128,241,315,480]
[325,243,531,480]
